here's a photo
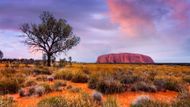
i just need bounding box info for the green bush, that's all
[71,72,89,83]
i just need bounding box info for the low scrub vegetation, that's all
[33,67,52,75]
[103,96,119,107]
[37,92,99,107]
[54,70,73,80]
[1,63,190,107]
[37,91,118,107]
[0,96,15,107]
[71,71,89,83]
[131,82,157,92]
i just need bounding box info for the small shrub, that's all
[24,79,37,87]
[40,83,52,93]
[71,72,89,83]
[35,86,45,96]
[92,91,103,103]
[53,81,66,91]
[103,96,119,107]
[131,95,170,107]
[88,74,99,89]
[113,70,139,84]
[147,71,157,81]
[120,75,139,84]
[82,68,90,74]
[131,82,157,92]
[18,88,25,97]
[0,77,24,94]
[47,75,54,82]
[154,77,184,92]
[96,78,126,94]
[28,86,35,96]
[131,95,150,106]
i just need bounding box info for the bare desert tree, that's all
[20,11,80,66]
[0,50,3,59]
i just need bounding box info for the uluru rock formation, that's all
[96,53,154,64]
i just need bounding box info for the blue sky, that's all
[0,0,190,63]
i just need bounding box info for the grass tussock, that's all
[37,92,99,107]
[0,96,15,107]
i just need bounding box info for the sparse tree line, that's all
[0,11,80,67]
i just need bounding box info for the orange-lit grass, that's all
[2,63,190,107]
[7,81,178,107]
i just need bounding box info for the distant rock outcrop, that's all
[96,53,154,63]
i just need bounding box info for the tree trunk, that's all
[47,54,51,67]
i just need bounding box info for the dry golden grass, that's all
[0,63,190,107]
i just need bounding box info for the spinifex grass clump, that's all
[53,80,67,91]
[0,76,25,94]
[131,81,157,92]
[71,71,89,83]
[96,78,126,94]
[153,77,185,92]
[33,67,52,75]
[88,71,126,94]
[172,89,190,107]
[0,96,15,107]
[54,70,73,80]
[37,92,99,107]
[103,96,119,107]
[24,79,37,87]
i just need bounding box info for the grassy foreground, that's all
[0,63,190,107]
